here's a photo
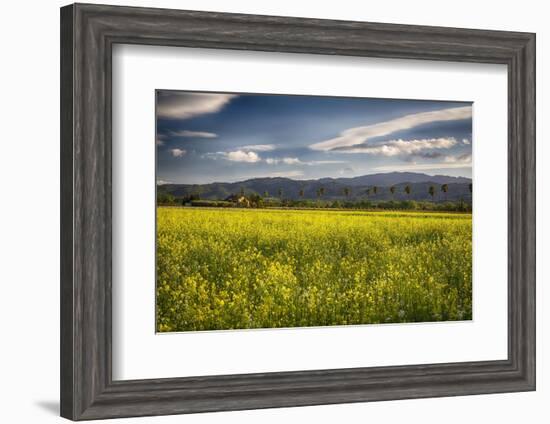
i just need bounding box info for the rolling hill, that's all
[158,172,472,203]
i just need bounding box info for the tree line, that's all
[262,182,472,201]
[158,183,472,212]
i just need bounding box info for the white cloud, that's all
[309,106,472,151]
[266,157,347,166]
[241,144,276,152]
[207,151,347,166]
[156,179,172,185]
[266,157,303,165]
[443,153,472,164]
[314,160,347,165]
[373,152,471,173]
[170,148,187,157]
[157,92,236,120]
[373,151,471,172]
[268,170,304,178]
[202,150,262,162]
[462,138,471,145]
[336,137,457,156]
[168,130,218,138]
[225,150,261,163]
[283,157,302,165]
[374,163,472,172]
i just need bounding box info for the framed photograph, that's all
[154,90,474,333]
[60,3,535,420]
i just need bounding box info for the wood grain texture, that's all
[60,3,536,420]
[60,4,75,419]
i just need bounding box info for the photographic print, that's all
[156,90,473,333]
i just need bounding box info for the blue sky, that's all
[156,90,472,184]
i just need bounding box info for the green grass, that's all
[156,207,472,332]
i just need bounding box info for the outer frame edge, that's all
[61,3,536,421]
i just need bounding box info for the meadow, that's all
[156,207,472,332]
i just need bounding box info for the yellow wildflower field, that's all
[156,207,472,332]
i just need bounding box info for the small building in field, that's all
[224,194,251,207]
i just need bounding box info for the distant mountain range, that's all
[159,172,472,203]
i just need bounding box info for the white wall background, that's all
[0,0,545,423]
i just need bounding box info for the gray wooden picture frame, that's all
[60,3,536,421]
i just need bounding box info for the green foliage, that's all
[157,191,176,205]
[156,208,472,332]
[189,200,234,208]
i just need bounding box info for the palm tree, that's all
[193,186,203,200]
[277,188,283,199]
[441,184,449,201]
[316,187,325,206]
[404,185,411,197]
[343,187,351,198]
[372,186,378,196]
[389,185,396,199]
[366,187,371,197]
[428,185,436,199]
